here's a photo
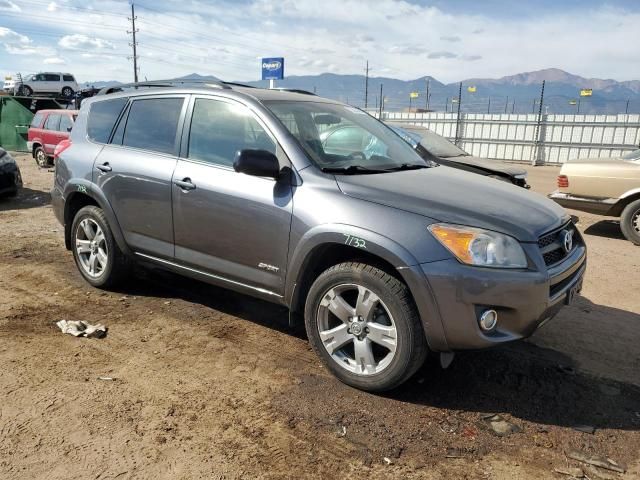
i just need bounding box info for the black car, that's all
[0,148,22,198]
[386,123,530,188]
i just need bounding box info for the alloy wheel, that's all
[35,149,47,167]
[75,218,108,278]
[316,284,397,375]
[633,211,640,233]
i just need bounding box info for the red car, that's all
[27,109,78,167]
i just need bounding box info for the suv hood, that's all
[450,156,527,176]
[336,166,567,242]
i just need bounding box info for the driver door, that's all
[172,96,293,298]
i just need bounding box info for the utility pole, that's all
[128,3,139,83]
[626,99,630,114]
[364,60,369,109]
[445,97,449,113]
[379,83,383,118]
[487,97,491,114]
[504,96,509,114]
[511,101,516,114]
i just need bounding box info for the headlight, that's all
[428,223,527,268]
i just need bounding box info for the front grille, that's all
[538,222,579,267]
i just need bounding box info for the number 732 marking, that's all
[344,234,366,249]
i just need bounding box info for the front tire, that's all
[71,206,130,288]
[620,199,640,245]
[22,85,33,96]
[33,146,50,168]
[304,262,428,392]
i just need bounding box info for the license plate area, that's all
[565,277,583,305]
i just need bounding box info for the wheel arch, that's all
[610,191,640,217]
[31,141,43,156]
[63,185,130,255]
[285,225,449,351]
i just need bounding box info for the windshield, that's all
[415,129,468,158]
[622,149,640,161]
[265,101,427,172]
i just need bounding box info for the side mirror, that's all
[233,149,281,179]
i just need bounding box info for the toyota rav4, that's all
[51,81,586,391]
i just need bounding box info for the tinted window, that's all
[44,114,61,131]
[87,97,128,143]
[45,74,61,82]
[30,112,44,128]
[188,98,275,167]
[59,114,74,132]
[63,74,74,82]
[122,98,184,155]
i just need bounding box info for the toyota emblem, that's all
[561,229,574,253]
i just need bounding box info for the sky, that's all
[0,0,639,84]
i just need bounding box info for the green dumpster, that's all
[0,95,65,152]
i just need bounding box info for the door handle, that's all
[96,162,112,172]
[174,178,196,191]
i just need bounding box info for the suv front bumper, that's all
[417,243,586,351]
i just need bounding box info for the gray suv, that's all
[51,81,586,391]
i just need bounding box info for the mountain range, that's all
[83,68,640,115]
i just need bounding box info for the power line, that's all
[15,0,129,18]
[0,11,126,30]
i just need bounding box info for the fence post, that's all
[454,82,463,146]
[531,80,546,166]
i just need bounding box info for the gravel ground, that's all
[1,153,639,480]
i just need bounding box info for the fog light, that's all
[479,309,498,331]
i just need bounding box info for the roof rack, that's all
[272,88,317,96]
[97,79,231,96]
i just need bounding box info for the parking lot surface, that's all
[1,154,639,479]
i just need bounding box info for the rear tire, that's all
[620,199,640,245]
[62,86,73,97]
[71,206,130,288]
[304,262,428,392]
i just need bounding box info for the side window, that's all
[30,112,44,128]
[45,74,61,82]
[44,114,60,131]
[110,106,128,145]
[34,74,45,81]
[59,115,74,132]
[188,98,276,167]
[63,74,74,82]
[122,97,184,155]
[87,97,128,143]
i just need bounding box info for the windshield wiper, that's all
[383,163,430,171]
[321,165,390,174]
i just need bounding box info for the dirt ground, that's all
[1,153,639,480]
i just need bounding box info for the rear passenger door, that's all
[171,96,293,297]
[94,95,188,259]
[42,113,61,155]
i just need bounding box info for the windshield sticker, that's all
[344,234,366,249]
